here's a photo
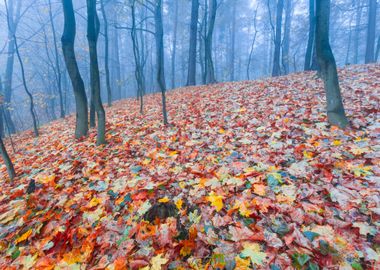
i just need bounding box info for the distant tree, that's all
[305,0,316,71]
[246,6,258,80]
[205,0,217,84]
[154,0,169,124]
[229,0,237,81]
[100,0,112,107]
[187,0,199,86]
[171,0,178,89]
[48,0,65,118]
[5,0,39,137]
[61,0,89,139]
[316,0,348,128]
[87,0,106,145]
[365,0,377,63]
[282,0,291,75]
[353,0,363,64]
[272,0,283,77]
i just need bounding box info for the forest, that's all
[0,0,379,269]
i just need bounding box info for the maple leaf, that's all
[206,192,224,212]
[15,229,33,244]
[240,242,267,266]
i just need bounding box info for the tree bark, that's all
[316,0,348,128]
[0,136,16,180]
[365,0,377,63]
[229,0,236,81]
[272,0,284,77]
[187,0,199,86]
[100,0,112,106]
[353,0,363,64]
[154,0,169,125]
[87,0,106,145]
[304,0,315,71]
[282,0,291,74]
[205,0,217,84]
[171,0,178,89]
[61,0,89,139]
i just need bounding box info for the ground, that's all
[0,64,379,269]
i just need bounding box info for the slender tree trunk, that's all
[316,0,348,128]
[87,0,106,145]
[247,7,258,80]
[100,0,112,106]
[171,0,178,89]
[365,0,377,63]
[229,0,236,81]
[48,0,65,118]
[353,0,363,64]
[304,0,315,70]
[154,0,168,125]
[272,0,283,77]
[114,26,122,99]
[3,0,20,135]
[205,0,217,84]
[187,0,199,86]
[282,0,291,74]
[61,0,89,139]
[375,35,380,61]
[0,136,16,180]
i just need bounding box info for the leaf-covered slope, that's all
[0,64,379,269]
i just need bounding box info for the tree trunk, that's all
[205,0,217,84]
[282,0,291,74]
[171,0,178,89]
[353,0,363,64]
[0,136,16,180]
[187,0,199,86]
[316,0,348,128]
[154,0,168,125]
[61,0,89,139]
[365,0,377,63]
[48,0,65,118]
[229,0,236,81]
[5,0,38,137]
[87,0,106,145]
[3,0,20,135]
[100,0,112,106]
[304,0,315,71]
[375,35,380,61]
[272,0,284,77]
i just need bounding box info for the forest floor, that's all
[0,64,379,269]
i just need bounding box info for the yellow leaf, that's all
[15,229,33,244]
[235,256,251,270]
[303,150,314,159]
[175,198,183,210]
[158,197,170,203]
[206,192,224,212]
[36,174,56,184]
[218,128,225,134]
[332,140,342,146]
[253,184,266,196]
[151,253,168,270]
[87,197,101,208]
[169,151,178,157]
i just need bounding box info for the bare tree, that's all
[282,0,291,75]
[205,0,217,84]
[61,0,89,139]
[316,0,348,128]
[0,135,16,180]
[87,0,106,144]
[305,0,315,70]
[171,0,178,89]
[272,0,283,77]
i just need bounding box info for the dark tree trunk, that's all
[316,0,348,128]
[48,0,65,118]
[187,0,199,86]
[0,136,16,180]
[100,0,112,106]
[205,0,217,84]
[113,26,122,99]
[375,35,380,61]
[154,0,168,125]
[61,0,89,139]
[171,0,178,89]
[365,0,377,63]
[272,0,284,77]
[304,0,315,70]
[282,0,291,74]
[87,0,106,145]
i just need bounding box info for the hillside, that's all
[0,64,379,269]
